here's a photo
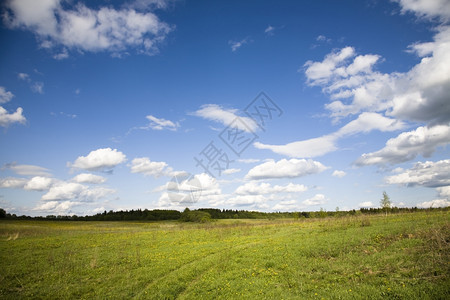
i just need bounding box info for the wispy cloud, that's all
[229,37,250,52]
[264,25,275,36]
[146,115,179,131]
[192,104,257,133]
[255,112,405,158]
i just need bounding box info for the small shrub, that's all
[180,209,212,223]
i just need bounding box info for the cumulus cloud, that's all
[33,200,81,214]
[417,199,450,208]
[0,177,27,189]
[437,186,450,198]
[0,106,26,127]
[192,104,258,133]
[235,181,307,195]
[255,112,404,158]
[272,200,300,211]
[146,115,179,131]
[396,0,450,22]
[2,162,51,176]
[70,148,126,171]
[332,170,346,178]
[302,194,327,206]
[385,159,450,188]
[3,0,173,57]
[157,172,222,207]
[304,24,450,126]
[72,173,106,184]
[304,47,378,86]
[129,157,172,177]
[0,87,14,104]
[24,176,53,191]
[225,194,268,208]
[356,125,450,166]
[42,182,115,201]
[358,201,374,208]
[245,158,328,180]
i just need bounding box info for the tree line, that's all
[0,206,448,222]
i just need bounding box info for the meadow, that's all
[1,211,449,299]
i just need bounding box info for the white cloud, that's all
[157,173,222,207]
[417,199,450,208]
[31,82,44,94]
[316,35,331,43]
[385,159,450,188]
[70,148,126,171]
[17,73,29,81]
[129,157,172,177]
[0,106,26,127]
[128,0,172,10]
[396,0,450,21]
[193,104,258,133]
[332,170,346,178]
[304,46,358,85]
[245,158,328,180]
[255,112,404,158]
[437,186,450,199]
[42,182,115,201]
[336,112,405,136]
[272,200,300,211]
[229,37,250,52]
[0,177,27,189]
[254,135,336,158]
[356,125,450,166]
[303,24,450,126]
[24,176,53,191]
[223,168,241,175]
[235,181,307,195]
[302,194,327,206]
[226,194,268,207]
[2,162,51,176]
[53,48,68,60]
[264,25,275,36]
[3,0,173,56]
[0,87,14,103]
[41,182,84,201]
[33,200,81,214]
[358,201,374,208]
[72,173,106,184]
[146,115,179,131]
[237,158,260,164]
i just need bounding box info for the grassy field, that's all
[1,211,449,299]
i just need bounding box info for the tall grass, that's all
[0,211,448,299]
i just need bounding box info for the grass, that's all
[0,211,449,299]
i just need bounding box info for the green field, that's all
[1,211,449,299]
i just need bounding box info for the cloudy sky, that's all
[1,0,449,216]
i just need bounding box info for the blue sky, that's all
[0,0,449,216]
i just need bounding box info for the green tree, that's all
[0,208,6,218]
[380,191,391,216]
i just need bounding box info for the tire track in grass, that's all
[133,224,301,299]
[132,240,263,299]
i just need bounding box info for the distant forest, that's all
[0,206,448,222]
